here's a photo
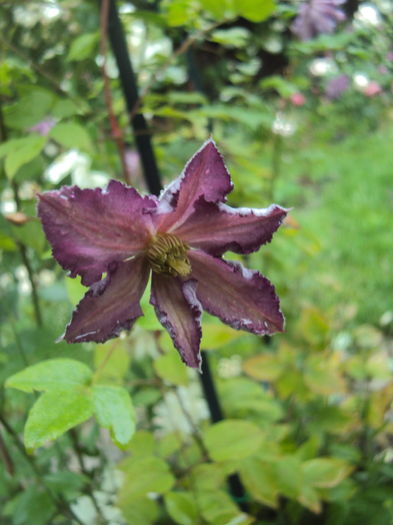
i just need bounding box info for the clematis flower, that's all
[292,0,346,41]
[38,140,287,369]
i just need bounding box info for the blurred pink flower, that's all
[292,0,346,41]
[290,93,306,106]
[363,82,382,97]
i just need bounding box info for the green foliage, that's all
[1,0,393,524]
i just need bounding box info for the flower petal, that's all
[150,275,202,369]
[156,139,233,232]
[63,257,149,343]
[189,250,284,334]
[38,180,157,286]
[175,199,287,256]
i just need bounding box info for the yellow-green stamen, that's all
[146,233,191,277]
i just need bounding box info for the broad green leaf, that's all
[5,359,92,393]
[0,138,21,159]
[165,0,197,26]
[125,430,155,457]
[67,33,99,62]
[273,456,304,499]
[49,121,93,152]
[118,456,175,500]
[154,350,189,386]
[189,463,226,492]
[4,88,54,129]
[210,28,250,48]
[235,0,276,22]
[201,323,243,349]
[24,387,93,449]
[203,419,264,462]
[164,492,198,525]
[219,377,283,421]
[65,276,85,305]
[298,485,321,514]
[240,458,279,508]
[94,340,130,383]
[4,486,55,525]
[199,0,235,19]
[4,135,46,178]
[196,490,252,525]
[118,496,159,525]
[303,458,354,488]
[92,385,135,446]
[156,432,182,458]
[45,471,88,500]
[243,353,284,381]
[304,355,346,395]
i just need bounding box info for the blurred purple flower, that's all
[325,74,350,99]
[29,117,56,136]
[38,140,287,369]
[292,0,346,41]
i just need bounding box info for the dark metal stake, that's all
[102,0,248,511]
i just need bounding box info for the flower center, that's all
[146,233,191,277]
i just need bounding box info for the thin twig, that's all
[100,0,131,184]
[0,103,43,327]
[69,429,105,522]
[173,388,209,459]
[17,241,43,327]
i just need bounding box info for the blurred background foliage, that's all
[1,0,393,524]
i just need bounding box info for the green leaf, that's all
[45,471,88,500]
[92,385,135,446]
[126,430,155,457]
[203,419,264,462]
[4,135,46,178]
[4,88,54,129]
[164,492,198,525]
[302,458,353,488]
[154,350,189,386]
[240,458,279,508]
[243,353,283,381]
[118,456,175,499]
[210,28,251,48]
[5,359,93,393]
[24,387,93,449]
[4,486,55,525]
[197,490,252,525]
[65,275,85,305]
[273,455,304,499]
[67,33,99,62]
[49,121,93,152]
[118,496,159,525]
[201,322,243,349]
[235,0,276,22]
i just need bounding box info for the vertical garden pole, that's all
[101,0,247,509]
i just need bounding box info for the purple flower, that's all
[325,74,350,99]
[292,0,346,41]
[29,117,56,136]
[38,140,287,369]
